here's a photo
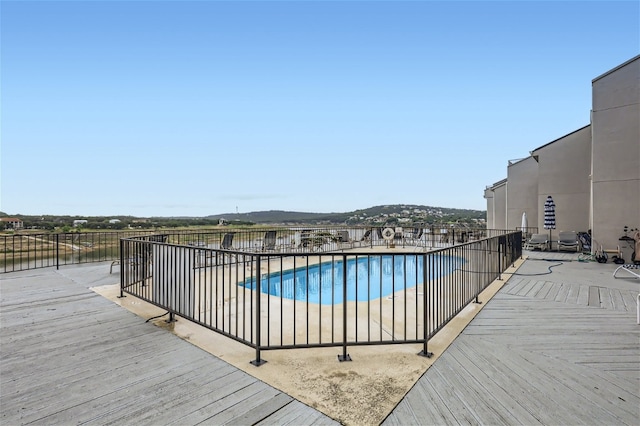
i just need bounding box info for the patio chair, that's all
[613,264,640,279]
[336,230,352,249]
[524,233,549,251]
[404,228,424,245]
[262,231,277,251]
[220,232,235,250]
[577,232,592,253]
[557,231,580,252]
[300,229,313,249]
[111,234,168,274]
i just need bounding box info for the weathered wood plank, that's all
[177,381,276,425]
[588,286,601,307]
[544,282,562,301]
[79,365,246,425]
[525,280,545,297]
[403,375,458,426]
[515,279,538,297]
[600,287,614,310]
[384,254,639,426]
[505,277,528,294]
[451,339,546,424]
[1,264,338,426]
[577,283,590,306]
[466,338,623,425]
[378,399,418,426]
[226,392,293,425]
[435,350,521,425]
[256,401,322,426]
[534,280,554,299]
[565,282,581,304]
[555,282,570,302]
[620,290,638,312]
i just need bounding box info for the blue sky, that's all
[2,1,638,217]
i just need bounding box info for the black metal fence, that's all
[1,226,508,273]
[517,226,539,244]
[120,230,522,364]
[0,230,157,273]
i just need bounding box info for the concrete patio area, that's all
[1,251,638,425]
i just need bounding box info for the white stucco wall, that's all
[506,156,539,232]
[484,187,495,229]
[532,126,592,240]
[483,55,639,260]
[591,55,640,258]
[486,180,507,230]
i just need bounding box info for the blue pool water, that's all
[241,255,464,305]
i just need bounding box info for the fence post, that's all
[251,255,266,366]
[55,233,59,270]
[338,253,351,362]
[498,237,503,281]
[474,242,482,304]
[119,238,125,298]
[419,253,433,358]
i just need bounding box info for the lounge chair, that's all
[336,230,352,249]
[613,264,640,279]
[524,233,549,251]
[300,229,313,249]
[220,232,235,250]
[577,232,592,253]
[335,230,348,241]
[262,230,277,251]
[404,228,424,245]
[111,234,168,273]
[557,231,580,252]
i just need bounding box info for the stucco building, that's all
[591,56,640,259]
[485,55,639,260]
[0,217,24,230]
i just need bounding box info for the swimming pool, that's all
[241,254,465,305]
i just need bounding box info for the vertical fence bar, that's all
[251,255,266,366]
[498,236,503,281]
[474,242,482,304]
[338,253,351,362]
[419,252,432,357]
[119,239,125,298]
[55,234,59,270]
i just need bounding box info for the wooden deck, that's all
[0,264,338,426]
[383,251,640,425]
[2,253,638,425]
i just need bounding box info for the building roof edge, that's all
[530,124,591,154]
[592,55,640,83]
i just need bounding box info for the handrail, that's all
[1,226,512,273]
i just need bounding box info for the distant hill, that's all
[206,204,486,226]
[3,205,486,231]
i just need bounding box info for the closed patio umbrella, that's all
[544,196,556,249]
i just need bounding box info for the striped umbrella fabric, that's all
[544,195,556,250]
[544,196,556,230]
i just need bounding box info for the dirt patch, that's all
[253,346,430,425]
